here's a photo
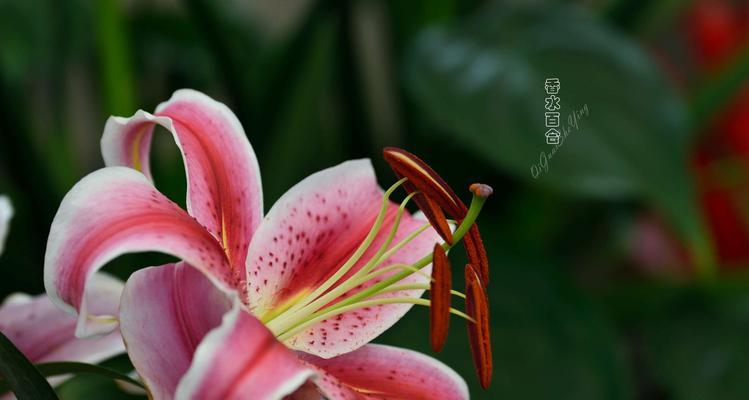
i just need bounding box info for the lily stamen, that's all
[360,263,433,283]
[371,222,432,269]
[262,177,408,324]
[264,182,418,332]
[384,148,491,286]
[276,297,475,342]
[371,284,466,299]
[319,192,486,316]
[356,191,420,277]
[267,191,487,339]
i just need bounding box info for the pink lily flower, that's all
[0,197,125,396]
[44,90,485,399]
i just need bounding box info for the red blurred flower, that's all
[632,0,749,274]
[691,0,749,269]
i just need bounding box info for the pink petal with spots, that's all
[0,274,125,389]
[119,263,231,399]
[101,89,263,271]
[245,159,382,313]
[246,159,440,358]
[175,304,314,400]
[44,167,236,337]
[296,363,362,400]
[301,344,469,400]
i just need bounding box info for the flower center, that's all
[262,178,486,341]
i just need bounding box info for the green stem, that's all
[93,0,135,115]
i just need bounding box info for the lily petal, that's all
[0,196,12,256]
[176,304,314,400]
[301,344,469,400]
[246,160,440,357]
[0,273,124,364]
[295,363,362,400]
[44,167,235,337]
[101,89,263,270]
[119,263,232,399]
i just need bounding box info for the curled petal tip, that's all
[430,244,451,352]
[469,183,493,199]
[465,264,492,389]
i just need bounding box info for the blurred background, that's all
[0,0,748,398]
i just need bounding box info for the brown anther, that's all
[469,183,493,199]
[383,148,466,244]
[383,147,490,282]
[464,225,490,285]
[430,244,451,352]
[465,263,492,389]
[383,148,464,216]
[421,195,454,245]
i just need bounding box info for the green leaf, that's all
[0,331,58,400]
[55,356,145,400]
[405,3,689,197]
[0,362,145,394]
[56,375,145,400]
[404,3,714,275]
